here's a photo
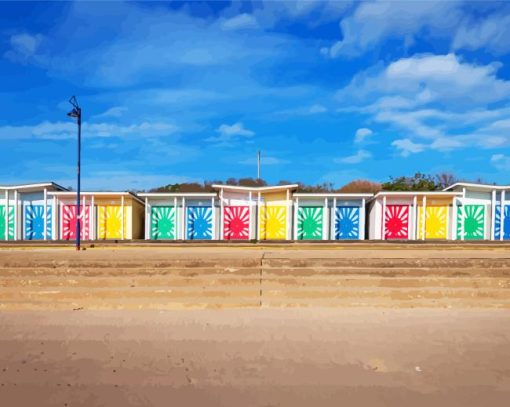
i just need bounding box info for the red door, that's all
[61,204,91,240]
[223,206,250,240]
[385,204,409,239]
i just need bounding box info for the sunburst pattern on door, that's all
[457,205,485,240]
[151,206,176,239]
[335,206,360,240]
[0,205,14,240]
[62,204,90,240]
[223,206,249,240]
[494,205,510,240]
[98,205,126,239]
[384,204,409,239]
[259,205,286,240]
[297,206,323,240]
[187,206,213,240]
[418,205,448,239]
[24,204,52,240]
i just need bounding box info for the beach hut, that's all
[0,182,67,241]
[293,193,372,240]
[444,183,510,240]
[212,185,257,240]
[138,193,218,240]
[257,185,297,240]
[48,192,144,240]
[212,184,298,240]
[368,191,462,240]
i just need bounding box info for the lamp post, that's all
[67,96,82,251]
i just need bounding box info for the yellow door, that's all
[259,205,287,240]
[97,205,127,239]
[418,205,448,239]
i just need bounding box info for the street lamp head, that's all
[67,108,80,119]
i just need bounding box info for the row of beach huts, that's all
[0,182,509,242]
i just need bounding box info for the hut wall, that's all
[335,199,364,240]
[259,191,291,240]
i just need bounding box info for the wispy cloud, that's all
[354,128,373,143]
[220,13,258,31]
[4,33,44,63]
[335,149,372,164]
[0,120,178,140]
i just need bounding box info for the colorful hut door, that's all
[24,205,52,240]
[98,205,126,239]
[335,206,360,240]
[418,205,448,239]
[494,205,510,240]
[187,206,213,240]
[0,205,14,240]
[259,205,287,240]
[151,206,176,239]
[223,206,249,240]
[297,206,323,240]
[457,205,485,240]
[384,205,409,239]
[62,204,90,240]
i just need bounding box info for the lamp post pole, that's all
[67,96,82,251]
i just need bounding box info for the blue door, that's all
[24,204,52,240]
[187,206,213,240]
[335,206,360,240]
[494,205,510,240]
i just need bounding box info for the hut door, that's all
[494,205,510,240]
[457,205,485,240]
[418,205,448,239]
[187,206,213,240]
[0,205,14,240]
[297,206,323,240]
[223,206,249,240]
[384,204,409,239]
[61,204,90,240]
[259,205,287,240]
[98,205,125,239]
[335,206,360,240]
[151,206,176,240]
[24,204,52,240]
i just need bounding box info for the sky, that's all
[1,0,510,191]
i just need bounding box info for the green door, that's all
[0,205,14,240]
[297,206,323,240]
[457,204,485,240]
[151,206,176,239]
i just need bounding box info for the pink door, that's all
[61,204,91,240]
[223,206,250,240]
[384,204,409,239]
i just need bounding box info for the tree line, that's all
[149,172,480,193]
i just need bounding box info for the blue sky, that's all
[1,0,510,190]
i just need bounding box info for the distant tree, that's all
[435,172,458,189]
[338,179,381,193]
[382,172,439,191]
[296,182,334,193]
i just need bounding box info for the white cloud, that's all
[452,11,510,55]
[325,1,461,58]
[4,33,44,63]
[336,54,510,155]
[93,106,128,119]
[221,13,258,31]
[490,154,510,171]
[354,128,373,143]
[206,122,255,144]
[308,104,327,114]
[392,139,425,157]
[0,120,178,140]
[335,149,372,164]
[338,54,510,107]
